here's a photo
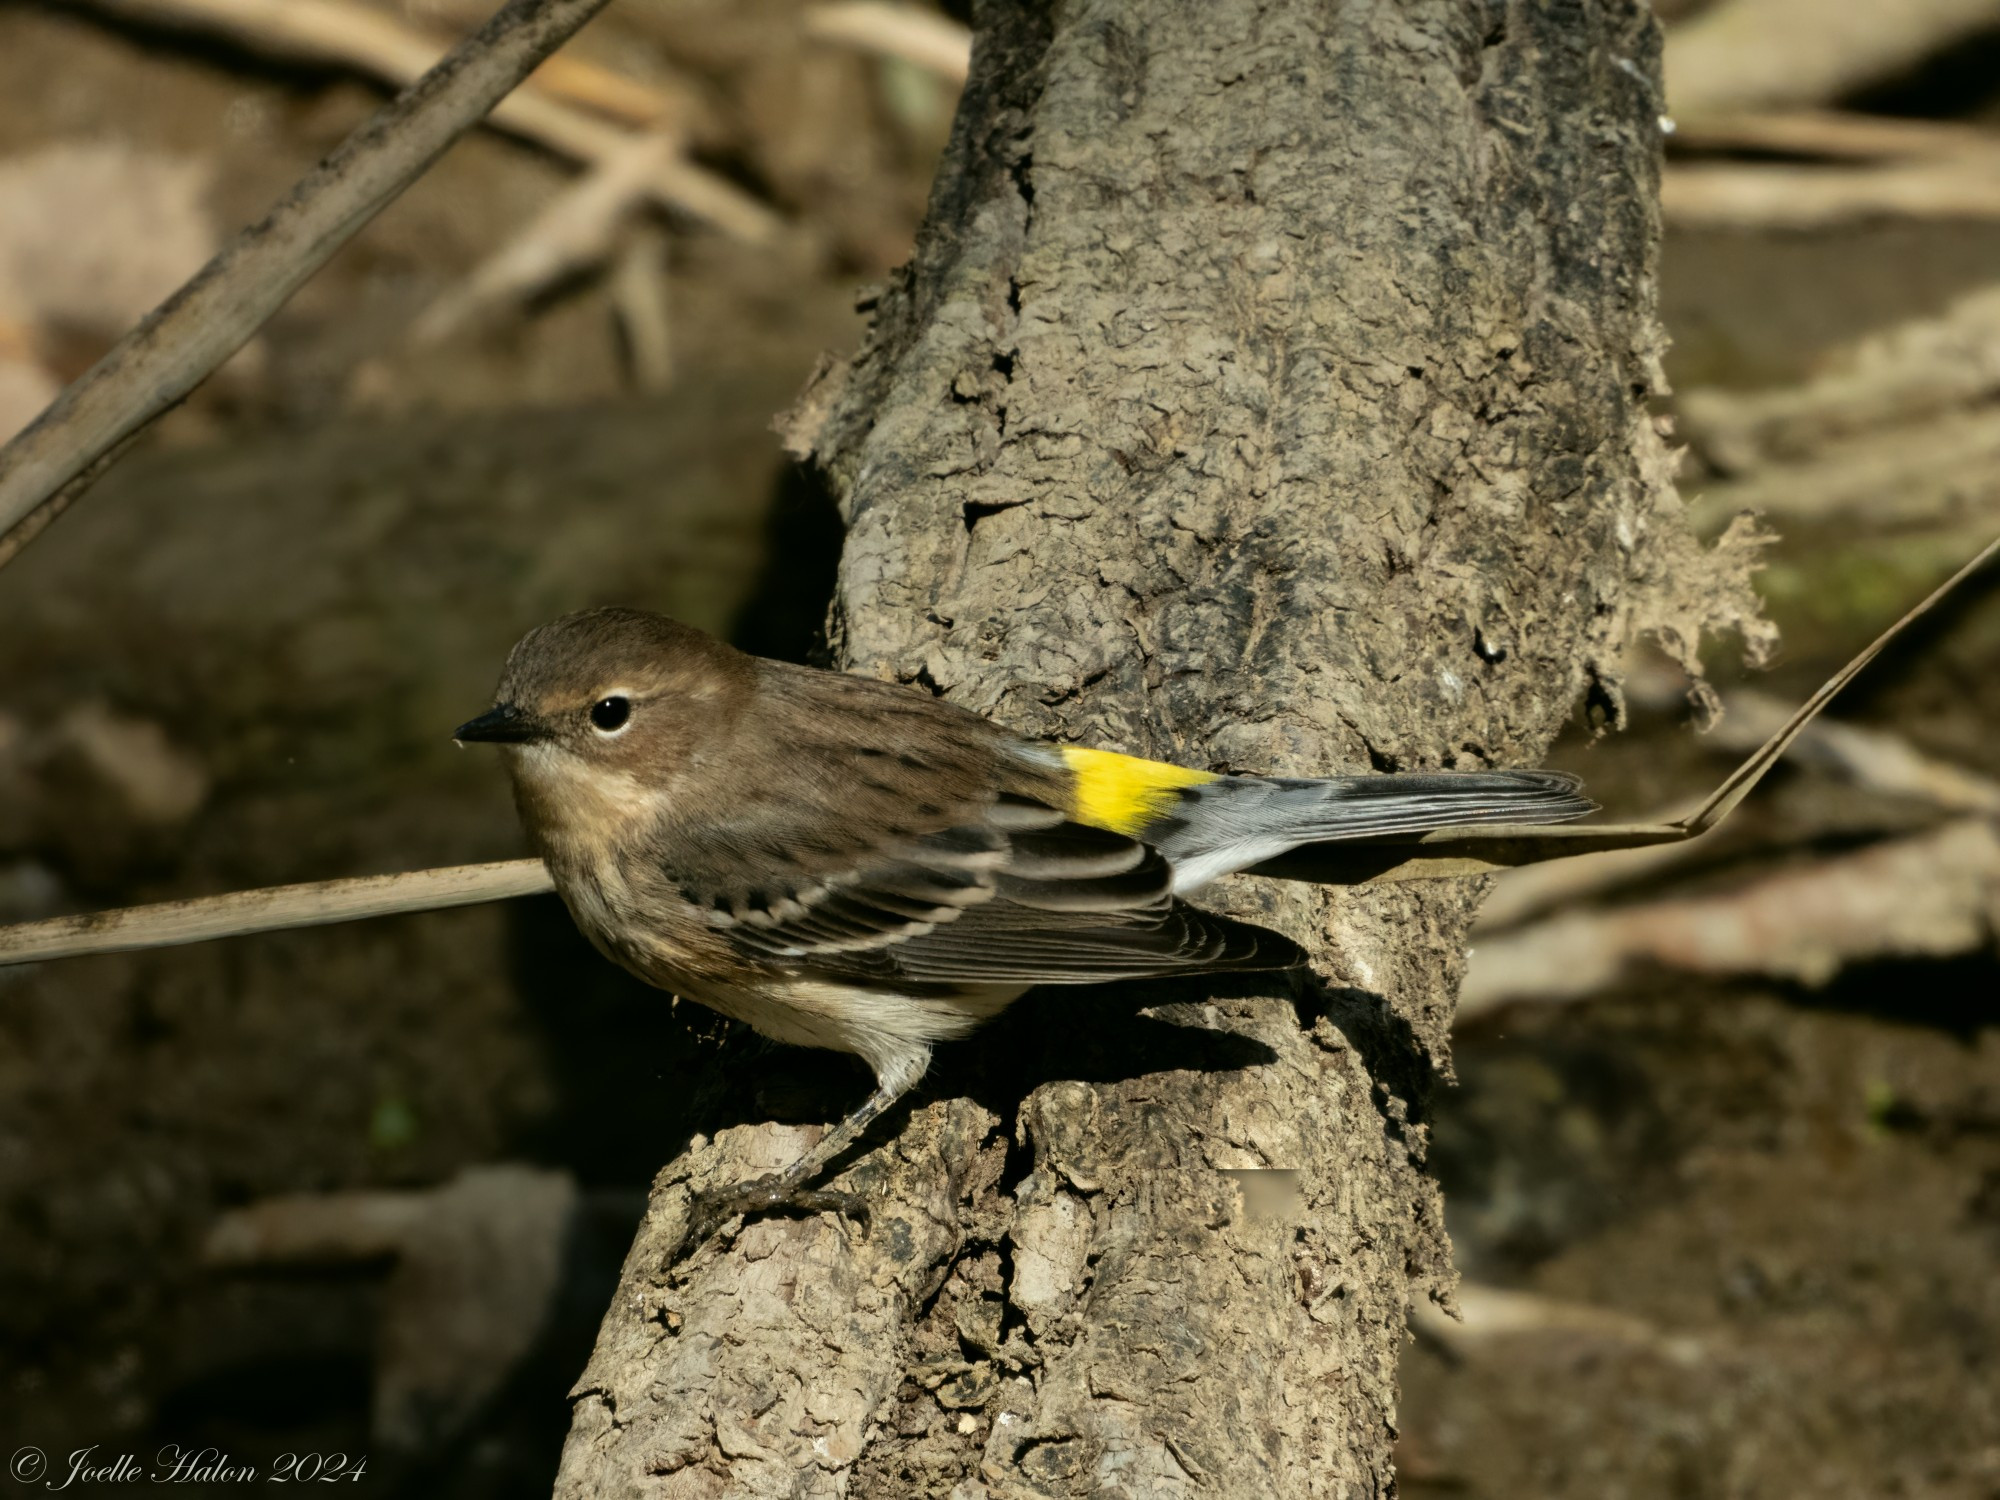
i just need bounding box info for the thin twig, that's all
[803,2,972,84]
[1674,689,2000,816]
[0,0,628,568]
[1256,532,2000,886]
[1679,533,2000,834]
[0,860,552,966]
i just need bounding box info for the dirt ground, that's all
[0,4,1996,1496]
[1403,975,2000,1499]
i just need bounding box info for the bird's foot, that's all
[670,1172,871,1264]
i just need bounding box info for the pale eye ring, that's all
[589,695,632,733]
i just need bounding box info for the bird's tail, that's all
[1141,769,1595,893]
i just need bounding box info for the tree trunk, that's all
[553,1,1765,1495]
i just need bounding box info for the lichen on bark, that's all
[554,2,1768,1495]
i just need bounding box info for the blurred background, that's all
[0,0,1994,1494]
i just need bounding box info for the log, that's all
[552,3,1768,1493]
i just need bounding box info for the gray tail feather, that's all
[1272,769,1596,840]
[1156,770,1595,891]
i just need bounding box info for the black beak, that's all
[453,703,540,745]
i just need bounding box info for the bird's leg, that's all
[673,1058,921,1261]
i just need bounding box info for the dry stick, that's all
[1459,818,2000,1015]
[2,536,1996,970]
[1661,162,2000,231]
[72,0,695,132]
[1668,110,2000,164]
[803,2,973,84]
[61,0,776,241]
[610,227,675,392]
[0,0,627,568]
[1664,0,2000,117]
[1679,281,2000,475]
[0,861,553,966]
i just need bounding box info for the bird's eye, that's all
[589,696,632,733]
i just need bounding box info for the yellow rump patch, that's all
[1060,746,1218,836]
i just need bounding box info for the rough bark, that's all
[553,2,1766,1495]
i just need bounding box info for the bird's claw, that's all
[669,1173,871,1265]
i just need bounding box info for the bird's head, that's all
[456,609,751,839]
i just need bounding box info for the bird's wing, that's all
[667,785,1302,986]
[825,893,1303,986]
[654,664,1586,984]
[691,798,1155,953]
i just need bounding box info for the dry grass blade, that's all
[0,860,553,966]
[1678,532,2000,835]
[3,537,1994,968]
[1260,532,2000,886]
[1476,688,2000,933]
[0,0,624,567]
[1692,689,2000,815]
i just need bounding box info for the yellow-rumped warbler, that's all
[456,608,1593,1244]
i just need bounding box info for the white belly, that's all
[689,978,1027,1092]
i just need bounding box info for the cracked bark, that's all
[552,1,1766,1495]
